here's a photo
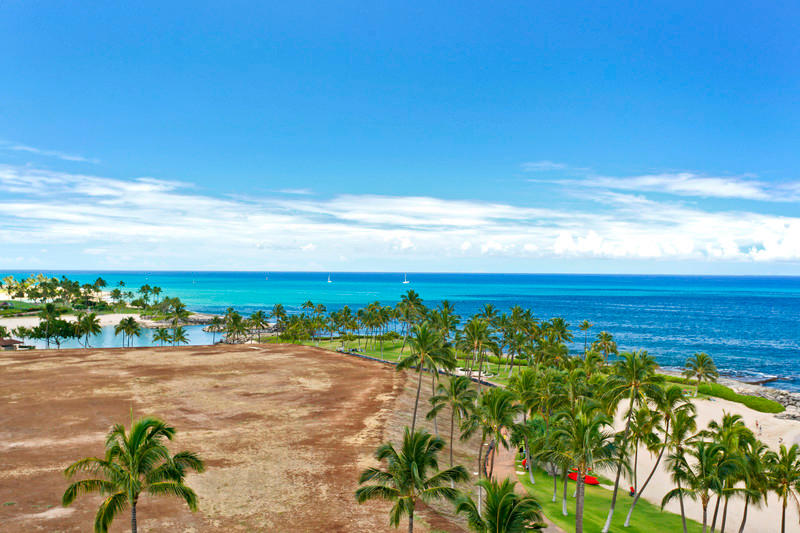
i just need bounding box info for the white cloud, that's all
[589,172,772,200]
[1,142,99,164]
[1,164,800,269]
[522,160,568,172]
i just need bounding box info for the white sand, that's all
[0,313,146,330]
[617,395,800,533]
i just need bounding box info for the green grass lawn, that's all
[515,458,704,533]
[298,337,517,386]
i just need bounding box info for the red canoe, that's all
[568,472,600,485]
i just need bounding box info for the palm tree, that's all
[601,350,664,533]
[171,326,188,346]
[455,478,544,532]
[766,443,800,533]
[663,410,699,533]
[737,439,770,533]
[270,303,287,331]
[122,317,142,347]
[508,368,539,485]
[62,416,205,533]
[662,440,731,533]
[592,331,617,362]
[249,310,269,342]
[427,376,476,475]
[624,385,695,527]
[546,399,616,533]
[153,327,172,347]
[75,312,102,348]
[462,387,521,514]
[578,320,593,353]
[397,322,455,432]
[683,352,719,395]
[355,428,468,533]
[703,412,754,532]
[209,316,223,343]
[38,302,63,348]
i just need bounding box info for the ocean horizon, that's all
[3,270,800,391]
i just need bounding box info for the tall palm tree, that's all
[601,350,664,533]
[737,439,770,533]
[662,409,699,533]
[683,352,719,395]
[703,412,754,532]
[662,440,732,533]
[462,387,521,514]
[508,368,540,485]
[209,316,223,344]
[171,326,188,346]
[356,428,468,533]
[427,376,477,474]
[546,399,616,533]
[75,312,102,348]
[249,310,269,342]
[766,443,800,533]
[153,327,172,347]
[592,331,617,362]
[578,320,593,353]
[397,322,455,432]
[624,385,695,527]
[122,317,142,347]
[270,303,287,331]
[456,478,544,532]
[62,416,205,533]
[38,302,63,348]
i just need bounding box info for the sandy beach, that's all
[613,393,800,533]
[0,312,149,330]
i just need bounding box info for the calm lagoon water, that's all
[3,271,800,390]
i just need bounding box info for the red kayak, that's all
[568,472,600,485]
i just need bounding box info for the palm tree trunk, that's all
[410,368,424,432]
[678,477,688,533]
[552,464,558,502]
[624,432,668,526]
[431,376,438,436]
[720,495,729,533]
[602,393,635,533]
[710,493,721,532]
[562,467,569,516]
[737,496,749,533]
[703,503,708,533]
[408,505,414,533]
[131,502,137,533]
[781,499,787,533]
[576,474,585,533]
[522,412,535,485]
[477,436,485,515]
[633,444,639,493]
[449,410,455,488]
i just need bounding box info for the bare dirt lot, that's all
[0,344,468,532]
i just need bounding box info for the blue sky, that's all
[1,2,799,273]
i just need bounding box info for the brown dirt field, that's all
[0,344,472,532]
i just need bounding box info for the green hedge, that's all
[697,382,785,413]
[659,374,784,413]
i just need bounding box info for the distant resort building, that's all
[0,338,23,351]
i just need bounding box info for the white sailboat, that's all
[402,273,410,284]
[327,273,332,283]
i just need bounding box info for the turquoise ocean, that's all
[3,271,799,391]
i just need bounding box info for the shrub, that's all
[697,382,784,413]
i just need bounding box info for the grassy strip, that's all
[661,375,785,414]
[514,459,705,533]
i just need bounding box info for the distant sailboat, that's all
[265,272,269,281]
[402,273,410,284]
[327,273,333,283]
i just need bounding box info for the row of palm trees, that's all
[356,316,800,533]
